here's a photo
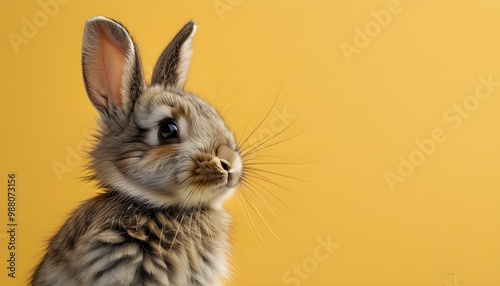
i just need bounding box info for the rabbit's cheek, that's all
[148,145,178,159]
[133,145,179,174]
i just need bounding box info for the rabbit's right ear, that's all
[82,17,144,120]
[151,21,196,90]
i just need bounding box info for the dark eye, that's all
[158,119,179,144]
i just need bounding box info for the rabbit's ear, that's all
[151,21,196,90]
[82,16,144,119]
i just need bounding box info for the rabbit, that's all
[31,16,242,286]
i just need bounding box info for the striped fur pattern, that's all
[32,17,241,285]
[33,194,230,286]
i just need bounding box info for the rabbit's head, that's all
[82,17,242,208]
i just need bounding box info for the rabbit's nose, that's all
[220,159,231,172]
[216,145,237,170]
[216,145,242,187]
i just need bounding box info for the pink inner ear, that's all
[97,29,125,107]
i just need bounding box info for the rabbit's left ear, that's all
[151,21,197,90]
[82,16,144,120]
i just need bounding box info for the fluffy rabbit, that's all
[32,16,242,286]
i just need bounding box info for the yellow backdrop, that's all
[1,0,500,285]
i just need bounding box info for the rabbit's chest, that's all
[111,209,230,285]
[70,209,230,286]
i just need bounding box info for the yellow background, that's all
[1,0,500,285]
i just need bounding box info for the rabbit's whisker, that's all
[213,71,232,105]
[239,187,285,246]
[241,177,302,219]
[243,172,302,195]
[241,130,304,159]
[244,167,309,183]
[239,180,289,230]
[235,191,267,249]
[237,83,283,151]
[219,87,245,115]
[239,115,297,155]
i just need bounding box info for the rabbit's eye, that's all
[158,119,179,144]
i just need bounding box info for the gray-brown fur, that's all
[32,16,241,285]
[33,193,230,285]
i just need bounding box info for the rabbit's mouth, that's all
[189,146,242,193]
[191,162,241,190]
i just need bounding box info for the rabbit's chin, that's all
[107,173,237,209]
[195,184,237,208]
[168,181,238,209]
